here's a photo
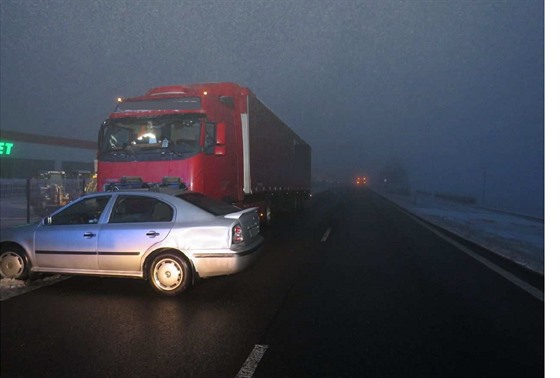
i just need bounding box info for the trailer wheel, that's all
[264,203,274,227]
[296,195,304,212]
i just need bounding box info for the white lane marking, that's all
[236,344,269,378]
[400,209,544,302]
[321,227,332,242]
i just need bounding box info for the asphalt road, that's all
[0,188,544,377]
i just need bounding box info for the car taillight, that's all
[232,224,244,244]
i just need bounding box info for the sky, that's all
[0,0,545,217]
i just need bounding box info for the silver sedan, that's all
[0,190,263,295]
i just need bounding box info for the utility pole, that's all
[482,168,486,207]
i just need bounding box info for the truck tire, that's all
[267,201,276,226]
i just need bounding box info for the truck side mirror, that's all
[216,122,226,145]
[215,122,226,156]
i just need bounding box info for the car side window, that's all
[50,196,111,225]
[109,196,173,223]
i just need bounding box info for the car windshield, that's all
[176,192,241,216]
[99,115,202,161]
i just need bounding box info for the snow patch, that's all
[0,278,26,289]
[0,274,69,301]
[384,192,544,274]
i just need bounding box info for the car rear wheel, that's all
[148,253,190,296]
[0,247,29,280]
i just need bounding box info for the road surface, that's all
[1,188,544,377]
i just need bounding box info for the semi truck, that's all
[96,82,311,223]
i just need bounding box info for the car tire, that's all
[0,247,29,280]
[148,253,190,296]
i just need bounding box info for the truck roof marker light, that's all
[149,91,187,96]
[203,91,208,96]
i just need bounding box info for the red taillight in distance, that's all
[232,224,244,244]
[355,176,367,186]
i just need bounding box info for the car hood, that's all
[0,222,40,242]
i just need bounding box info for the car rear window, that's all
[176,192,240,216]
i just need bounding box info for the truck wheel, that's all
[0,247,29,280]
[264,203,273,226]
[148,253,191,296]
[296,195,303,212]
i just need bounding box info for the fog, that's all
[0,0,544,217]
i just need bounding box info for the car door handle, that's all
[83,232,96,238]
[146,231,160,238]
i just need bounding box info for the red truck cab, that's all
[97,83,311,222]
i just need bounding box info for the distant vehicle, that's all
[355,176,367,186]
[31,171,97,216]
[66,170,94,180]
[32,171,70,216]
[0,190,263,296]
[66,170,97,195]
[96,82,311,224]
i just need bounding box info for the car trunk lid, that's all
[224,207,260,239]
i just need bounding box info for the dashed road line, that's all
[236,344,269,378]
[321,227,332,242]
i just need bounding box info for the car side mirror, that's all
[43,217,52,225]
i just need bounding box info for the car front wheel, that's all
[0,247,29,280]
[148,253,190,296]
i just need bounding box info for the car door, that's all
[97,195,173,273]
[34,195,112,271]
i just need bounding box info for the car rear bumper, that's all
[192,237,264,278]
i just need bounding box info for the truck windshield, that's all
[99,115,202,161]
